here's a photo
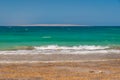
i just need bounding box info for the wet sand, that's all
[0,54,120,80]
[0,53,120,62]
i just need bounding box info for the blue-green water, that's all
[0,26,120,50]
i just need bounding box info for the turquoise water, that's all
[0,26,120,50]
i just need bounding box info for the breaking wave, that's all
[34,45,109,50]
[0,45,120,55]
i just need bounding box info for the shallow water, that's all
[0,26,120,54]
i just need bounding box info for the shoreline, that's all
[0,59,120,64]
[0,53,120,63]
[0,24,89,27]
[16,24,83,26]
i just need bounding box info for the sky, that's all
[0,0,120,26]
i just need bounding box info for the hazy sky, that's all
[0,0,120,26]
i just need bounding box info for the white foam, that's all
[0,49,120,55]
[0,45,119,55]
[34,45,109,50]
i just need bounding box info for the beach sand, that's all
[0,54,120,80]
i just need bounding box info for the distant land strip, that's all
[17,24,87,26]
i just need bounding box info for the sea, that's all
[0,26,120,55]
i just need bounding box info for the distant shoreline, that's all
[13,24,87,26]
[1,24,120,27]
[16,24,87,26]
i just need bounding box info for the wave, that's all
[34,45,109,50]
[0,49,120,55]
[0,45,120,55]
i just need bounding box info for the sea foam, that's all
[34,45,109,50]
[0,45,120,55]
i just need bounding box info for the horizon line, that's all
[0,24,120,26]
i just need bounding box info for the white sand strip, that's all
[0,59,119,64]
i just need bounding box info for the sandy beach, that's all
[0,53,120,80]
[0,53,120,62]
